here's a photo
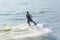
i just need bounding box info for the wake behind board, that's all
[0,23,52,40]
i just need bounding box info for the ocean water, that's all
[0,0,60,40]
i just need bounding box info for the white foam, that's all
[0,23,52,40]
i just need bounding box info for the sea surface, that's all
[0,0,60,40]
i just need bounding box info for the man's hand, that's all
[30,14,32,18]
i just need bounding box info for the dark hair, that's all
[27,11,29,13]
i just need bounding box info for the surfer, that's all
[26,11,37,26]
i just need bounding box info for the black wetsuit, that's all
[26,13,37,26]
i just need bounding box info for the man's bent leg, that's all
[33,21,37,25]
[31,20,37,25]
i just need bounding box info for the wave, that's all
[0,23,52,40]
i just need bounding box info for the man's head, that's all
[27,11,29,14]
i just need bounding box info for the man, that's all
[26,11,37,26]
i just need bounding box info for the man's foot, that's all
[29,24,31,26]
